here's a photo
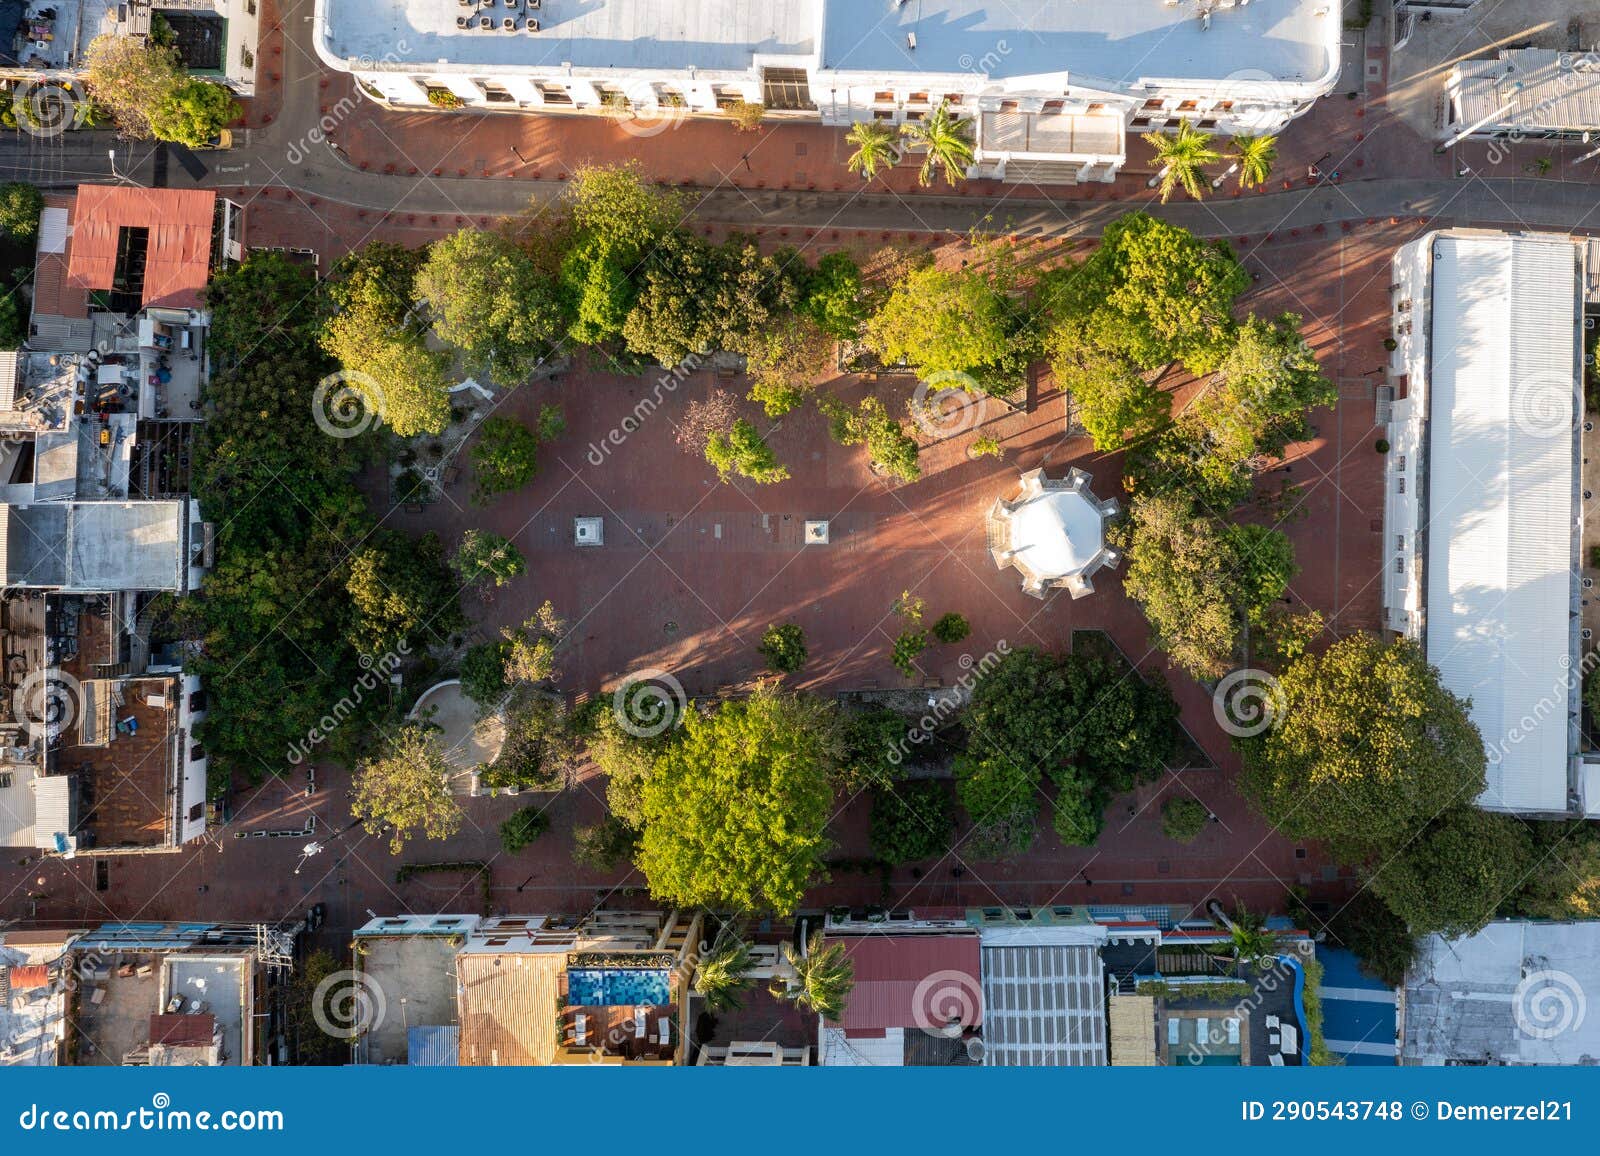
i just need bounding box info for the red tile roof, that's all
[7,964,50,990]
[825,934,983,1034]
[149,1013,217,1048]
[66,187,216,310]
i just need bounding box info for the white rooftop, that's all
[1404,922,1600,1065]
[316,0,1338,83]
[1421,233,1580,814]
[821,0,1337,85]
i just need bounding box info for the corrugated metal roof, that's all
[1454,50,1600,132]
[408,1025,460,1066]
[824,934,982,1033]
[36,207,68,255]
[457,952,562,1066]
[66,188,216,310]
[32,774,75,850]
[1424,233,1580,813]
[149,1013,216,1047]
[980,943,1107,1066]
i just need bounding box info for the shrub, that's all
[930,612,970,644]
[428,89,464,108]
[0,182,44,239]
[459,641,511,706]
[759,622,808,673]
[869,780,955,864]
[969,435,1004,459]
[726,100,765,131]
[891,630,927,678]
[499,806,550,853]
[470,416,541,504]
[1161,796,1209,843]
[572,816,640,871]
[838,708,910,790]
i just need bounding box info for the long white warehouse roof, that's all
[1423,233,1581,814]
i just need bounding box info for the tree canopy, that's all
[351,726,463,855]
[1366,806,1531,939]
[148,78,239,147]
[416,228,566,384]
[1238,635,1487,854]
[0,182,44,240]
[636,687,840,914]
[863,263,1025,389]
[83,35,184,139]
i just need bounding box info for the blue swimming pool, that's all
[567,968,671,1007]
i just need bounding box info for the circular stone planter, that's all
[408,679,506,794]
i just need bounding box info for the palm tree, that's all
[1230,134,1278,190]
[775,933,855,1020]
[1142,120,1221,202]
[845,121,898,182]
[899,103,976,188]
[1227,905,1279,971]
[694,937,754,1012]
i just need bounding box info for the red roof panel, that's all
[149,1013,216,1047]
[66,187,216,310]
[824,934,982,1033]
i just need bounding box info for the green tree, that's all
[1052,345,1170,451]
[636,687,840,914]
[203,250,322,363]
[864,264,1022,386]
[1366,806,1531,938]
[1516,823,1600,921]
[459,640,511,706]
[845,120,898,182]
[560,163,681,346]
[149,78,239,147]
[891,630,927,678]
[0,292,23,349]
[451,530,525,588]
[931,612,970,644]
[322,242,451,437]
[1227,905,1280,970]
[351,726,463,855]
[1143,120,1221,202]
[1038,212,1248,377]
[287,950,354,1063]
[488,691,581,791]
[1161,796,1208,843]
[82,34,183,138]
[870,780,955,864]
[572,815,641,871]
[1117,494,1294,680]
[899,102,975,187]
[345,530,463,657]
[1231,134,1278,189]
[775,933,855,1020]
[955,754,1038,860]
[470,416,542,504]
[499,805,551,852]
[1319,891,1417,988]
[694,937,755,1012]
[0,182,44,239]
[838,708,911,790]
[416,228,566,385]
[706,418,790,484]
[745,314,832,417]
[803,251,867,339]
[759,623,808,674]
[821,395,921,481]
[1238,635,1487,855]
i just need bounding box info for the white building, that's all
[1446,48,1600,143]
[987,467,1121,599]
[312,0,1344,182]
[1382,229,1585,816]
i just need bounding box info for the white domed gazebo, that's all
[987,468,1121,599]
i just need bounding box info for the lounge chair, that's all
[1265,1014,1281,1030]
[1269,1052,1285,1066]
[1269,1029,1281,1048]
[657,1018,670,1047]
[1226,1018,1240,1045]
[573,1014,587,1046]
[1167,1017,1181,1046]
[1279,1024,1300,1056]
[633,1007,646,1038]
[1196,1017,1210,1044]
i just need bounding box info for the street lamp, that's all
[1211,162,1238,190]
[1146,163,1170,189]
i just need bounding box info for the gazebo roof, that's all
[987,468,1120,599]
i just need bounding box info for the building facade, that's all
[313,0,1344,183]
